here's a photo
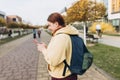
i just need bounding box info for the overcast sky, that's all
[0,0,76,25]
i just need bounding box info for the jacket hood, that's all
[54,25,79,36]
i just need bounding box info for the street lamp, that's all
[83,22,86,45]
[95,0,96,21]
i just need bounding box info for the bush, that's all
[7,22,20,28]
[89,22,116,33]
[0,17,6,27]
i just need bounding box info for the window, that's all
[12,18,16,22]
[111,0,120,13]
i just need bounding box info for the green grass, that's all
[88,43,120,80]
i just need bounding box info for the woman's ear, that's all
[54,22,59,26]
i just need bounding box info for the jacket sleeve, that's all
[42,34,69,66]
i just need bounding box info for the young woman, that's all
[37,12,79,80]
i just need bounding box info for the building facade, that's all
[0,11,6,19]
[108,0,120,32]
[6,15,22,23]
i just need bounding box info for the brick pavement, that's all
[0,34,39,80]
[0,31,115,80]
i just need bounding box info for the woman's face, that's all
[47,21,59,34]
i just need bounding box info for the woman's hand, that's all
[33,39,47,53]
[37,42,47,53]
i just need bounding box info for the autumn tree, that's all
[66,0,106,24]
[0,17,6,27]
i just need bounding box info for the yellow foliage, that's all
[0,17,6,27]
[89,22,116,33]
[66,0,106,23]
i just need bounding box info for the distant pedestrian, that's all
[96,24,102,38]
[37,29,41,38]
[86,26,88,33]
[33,28,37,39]
[8,29,12,37]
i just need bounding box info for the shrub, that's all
[0,17,6,27]
[89,22,116,33]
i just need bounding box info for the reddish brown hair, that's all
[47,12,65,27]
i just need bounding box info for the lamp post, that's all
[83,22,86,45]
[95,0,96,21]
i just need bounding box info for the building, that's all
[0,11,6,19]
[108,0,120,32]
[6,15,22,23]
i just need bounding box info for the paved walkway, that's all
[79,33,120,48]
[0,34,39,80]
[98,35,120,48]
[0,30,118,80]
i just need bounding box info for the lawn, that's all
[88,43,120,80]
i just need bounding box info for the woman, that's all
[37,12,79,80]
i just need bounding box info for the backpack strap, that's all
[63,60,71,76]
[63,60,67,76]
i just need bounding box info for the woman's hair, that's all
[47,12,65,27]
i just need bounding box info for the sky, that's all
[0,0,76,25]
